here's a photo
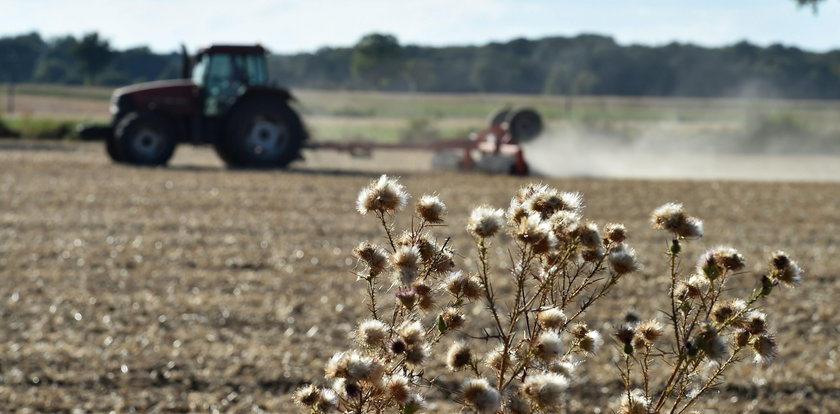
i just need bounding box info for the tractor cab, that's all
[188,45,269,116]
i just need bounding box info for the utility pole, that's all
[5,83,14,114]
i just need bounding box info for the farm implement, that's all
[306,107,543,175]
[78,44,544,175]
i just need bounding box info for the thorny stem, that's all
[654,354,686,412]
[642,347,652,401]
[377,211,397,252]
[476,237,509,390]
[673,347,743,414]
[366,275,379,320]
[668,242,682,347]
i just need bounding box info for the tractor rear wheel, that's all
[113,112,177,166]
[215,96,305,169]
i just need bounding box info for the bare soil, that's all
[1,141,838,413]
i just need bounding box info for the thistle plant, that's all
[294,176,802,414]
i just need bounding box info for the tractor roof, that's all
[198,44,268,56]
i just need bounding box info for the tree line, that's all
[2,31,840,99]
[0,32,180,86]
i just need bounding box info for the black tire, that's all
[487,108,511,128]
[215,96,305,169]
[114,112,177,166]
[507,108,543,144]
[105,133,126,163]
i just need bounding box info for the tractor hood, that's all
[112,79,198,116]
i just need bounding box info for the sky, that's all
[2,0,839,54]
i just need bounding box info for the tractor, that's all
[83,44,307,168]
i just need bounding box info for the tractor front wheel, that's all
[113,112,177,166]
[216,97,305,169]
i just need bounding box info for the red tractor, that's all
[84,45,307,168]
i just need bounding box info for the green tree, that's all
[73,32,114,84]
[351,33,404,89]
[794,0,827,11]
[0,32,44,83]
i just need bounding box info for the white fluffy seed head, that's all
[446,341,472,371]
[651,202,685,232]
[522,372,569,409]
[468,206,505,239]
[416,194,447,223]
[324,351,384,384]
[354,241,389,276]
[535,331,564,362]
[537,307,567,330]
[462,378,501,414]
[619,389,650,414]
[355,319,388,347]
[605,222,627,243]
[578,330,603,355]
[398,320,425,345]
[392,245,421,285]
[385,375,411,403]
[608,243,639,275]
[577,222,602,249]
[356,175,409,215]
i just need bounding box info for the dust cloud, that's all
[523,124,840,182]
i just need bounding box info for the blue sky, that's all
[3,0,839,53]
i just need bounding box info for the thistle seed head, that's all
[636,320,664,344]
[579,330,603,355]
[385,374,411,403]
[548,210,582,239]
[415,194,446,223]
[462,378,501,414]
[576,222,602,249]
[395,287,417,309]
[522,372,569,409]
[769,250,803,287]
[506,393,533,414]
[293,384,321,407]
[324,351,385,383]
[392,245,421,286]
[608,243,639,275]
[751,334,778,364]
[548,358,578,380]
[467,206,505,239]
[446,341,472,371]
[514,212,553,249]
[651,202,704,238]
[605,223,627,243]
[744,310,768,335]
[356,174,409,215]
[441,307,466,330]
[615,324,636,345]
[355,319,388,347]
[398,320,425,345]
[695,324,728,361]
[581,245,605,263]
[535,331,564,362]
[354,242,389,276]
[619,389,650,414]
[537,307,567,330]
[404,343,429,368]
